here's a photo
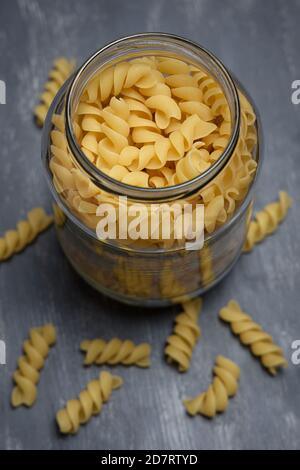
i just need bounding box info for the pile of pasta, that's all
[49,56,258,238]
[74,56,230,187]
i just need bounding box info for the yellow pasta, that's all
[154,115,217,163]
[114,259,153,297]
[11,324,56,407]
[219,300,288,375]
[203,195,226,233]
[80,338,151,368]
[159,261,187,300]
[56,371,123,434]
[145,95,181,129]
[34,57,76,127]
[165,297,202,371]
[184,355,240,418]
[171,147,211,185]
[199,244,214,286]
[243,191,293,252]
[49,55,258,243]
[74,57,228,183]
[52,203,66,227]
[97,97,131,165]
[0,208,53,262]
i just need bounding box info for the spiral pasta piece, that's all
[219,300,288,375]
[199,244,215,287]
[34,58,75,127]
[119,144,165,172]
[11,324,56,407]
[243,191,293,252]
[98,96,130,163]
[80,338,151,368]
[159,260,188,299]
[56,371,123,434]
[52,203,66,227]
[102,166,150,187]
[145,95,181,129]
[113,258,153,296]
[172,147,211,184]
[178,100,213,121]
[165,298,202,372]
[204,195,227,233]
[154,115,217,163]
[192,69,229,119]
[184,355,240,418]
[81,62,162,105]
[0,208,53,262]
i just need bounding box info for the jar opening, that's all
[65,33,240,202]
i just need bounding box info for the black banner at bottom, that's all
[0,450,298,464]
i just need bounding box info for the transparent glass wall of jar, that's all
[42,34,262,306]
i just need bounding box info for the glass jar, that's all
[41,33,262,306]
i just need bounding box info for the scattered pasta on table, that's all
[183,355,240,418]
[11,324,56,407]
[0,207,53,262]
[34,57,76,127]
[3,46,294,435]
[243,191,293,252]
[80,338,151,368]
[56,371,123,434]
[165,298,202,372]
[219,300,288,375]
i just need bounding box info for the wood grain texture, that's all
[0,0,300,450]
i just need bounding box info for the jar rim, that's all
[64,32,241,201]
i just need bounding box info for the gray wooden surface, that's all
[0,0,299,451]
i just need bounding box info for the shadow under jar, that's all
[42,33,262,307]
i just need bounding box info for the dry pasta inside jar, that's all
[42,33,261,306]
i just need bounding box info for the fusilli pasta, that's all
[49,55,258,246]
[34,57,76,127]
[73,57,228,184]
[159,260,188,300]
[11,324,56,407]
[0,207,53,262]
[113,259,153,298]
[219,300,288,375]
[199,244,215,286]
[52,203,66,227]
[165,297,202,371]
[184,355,240,418]
[243,191,293,252]
[80,338,151,368]
[56,371,123,434]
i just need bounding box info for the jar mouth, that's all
[64,32,241,201]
